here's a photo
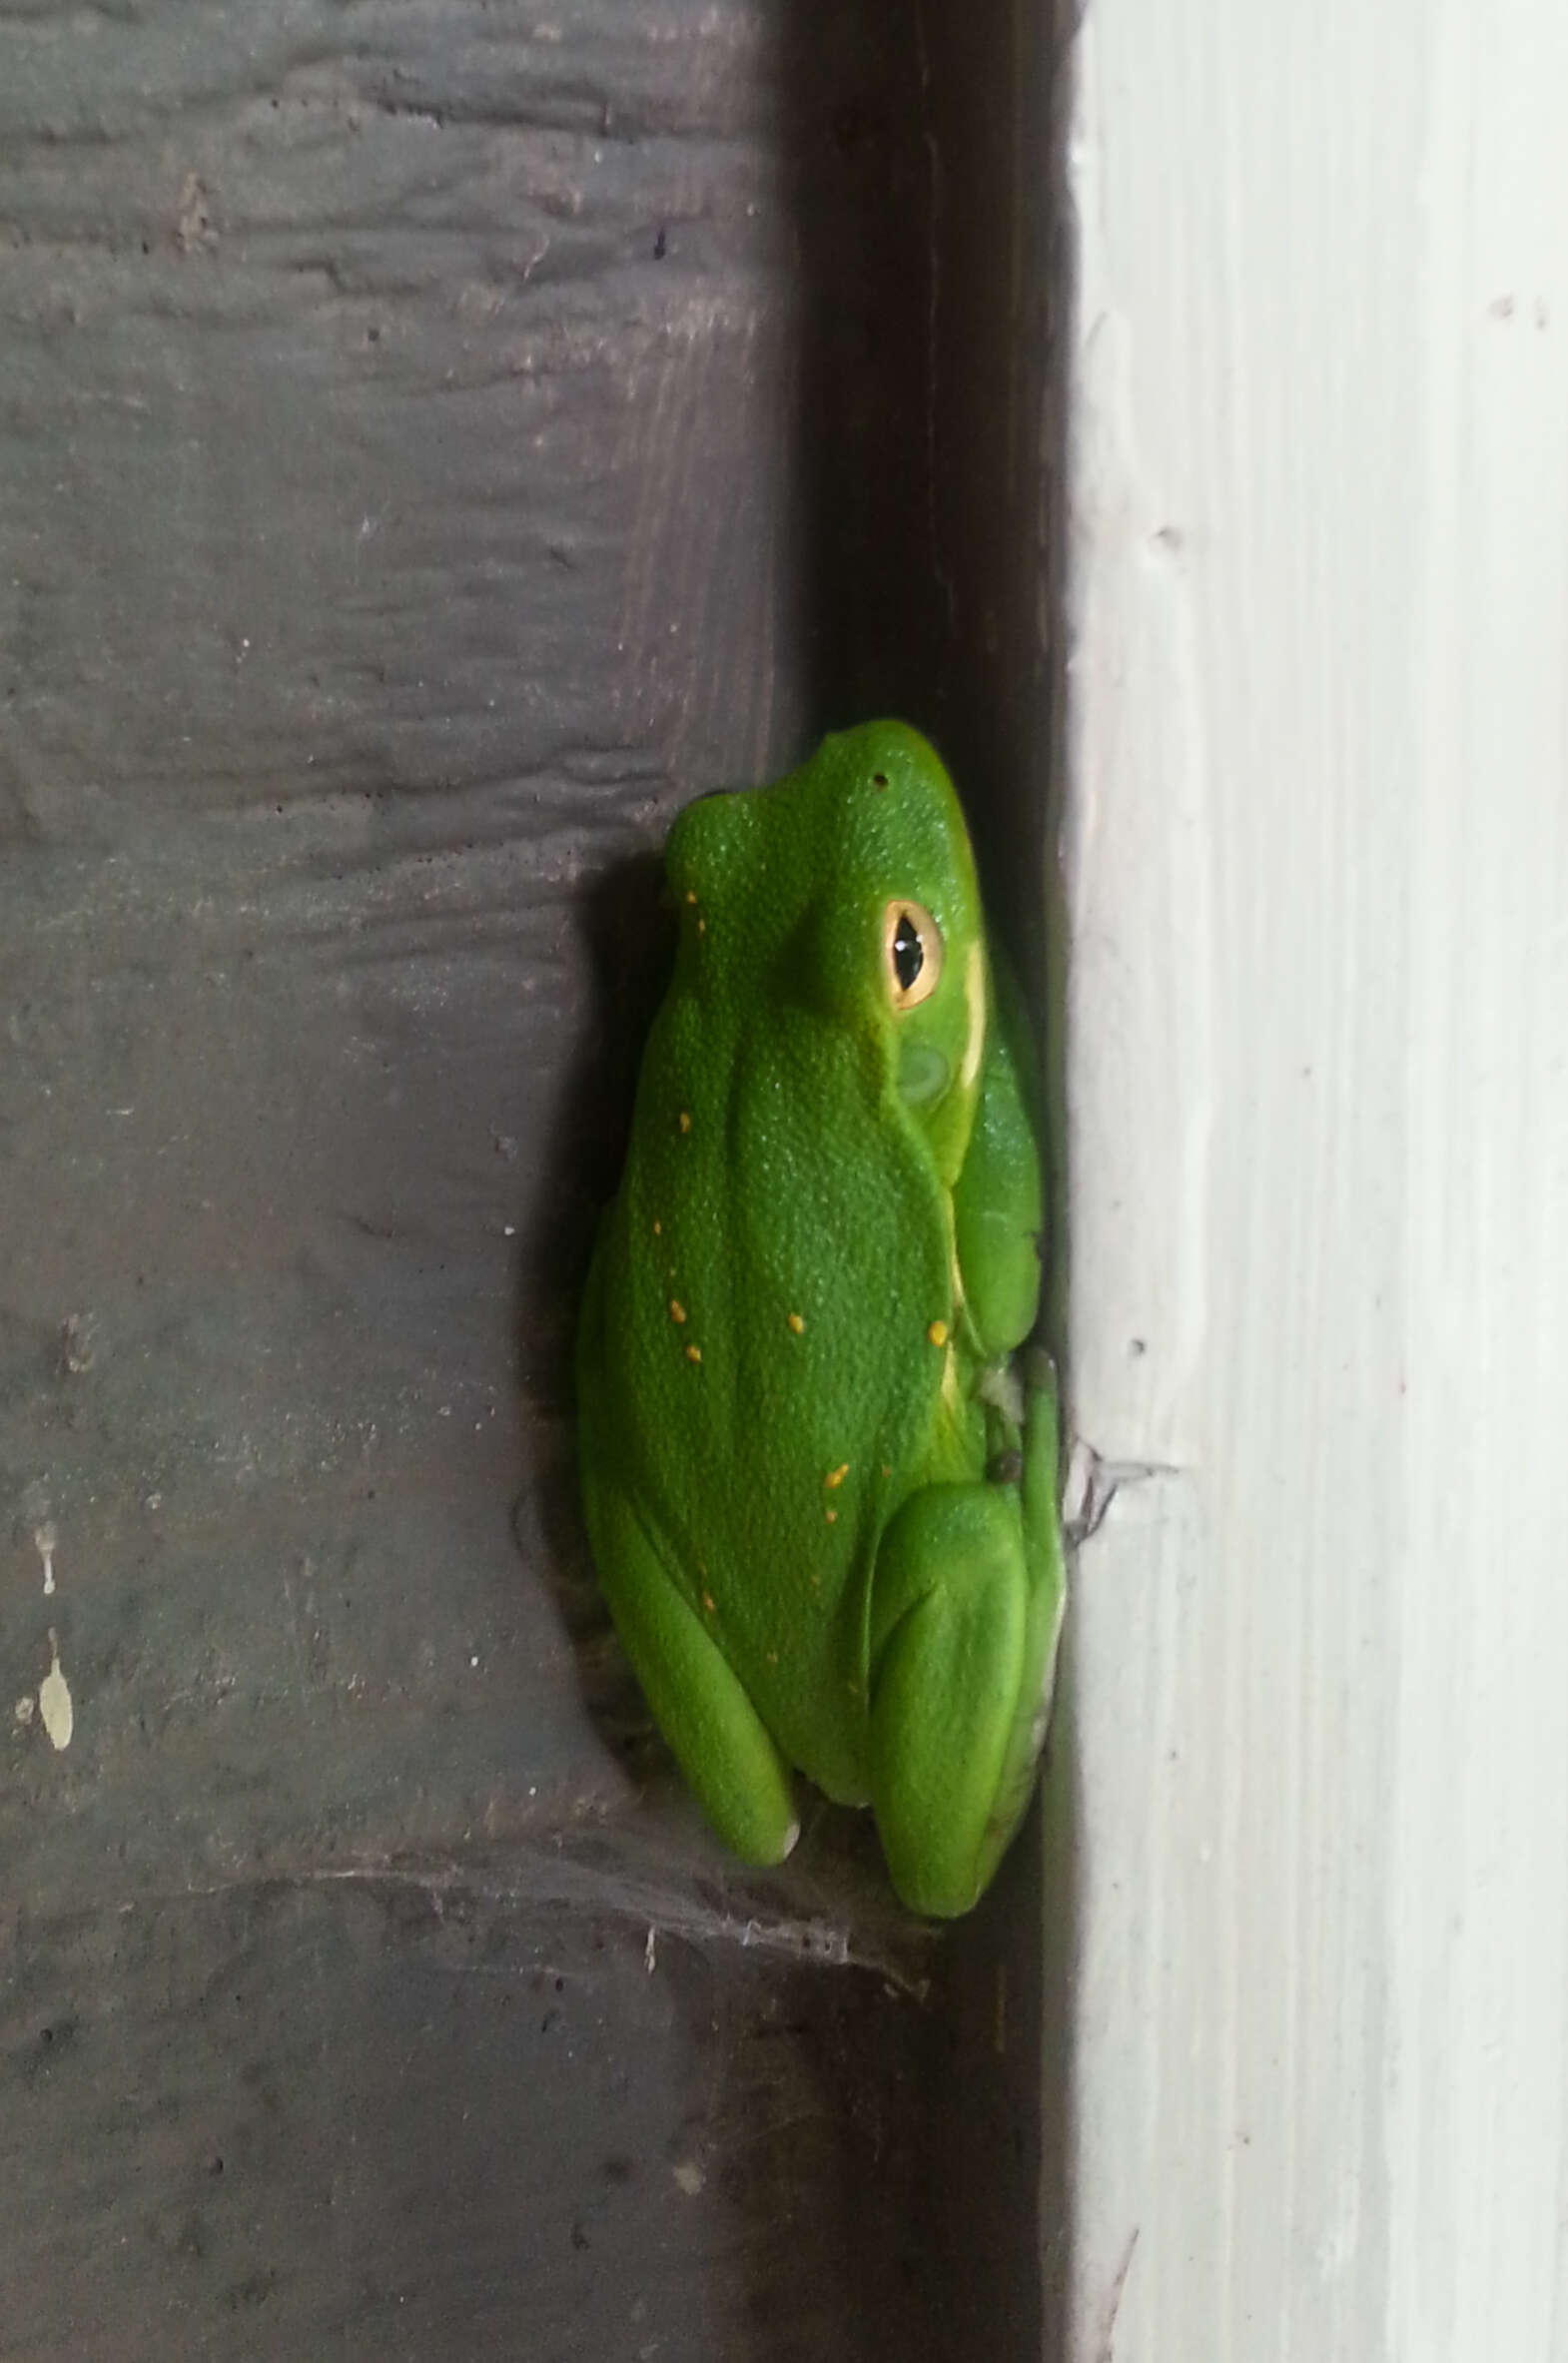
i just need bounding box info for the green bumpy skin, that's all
[575,721,1066,1918]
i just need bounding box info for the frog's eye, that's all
[882,898,943,1012]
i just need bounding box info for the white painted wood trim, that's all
[1058,2,1568,2354]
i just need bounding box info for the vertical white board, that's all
[1061,0,1568,2355]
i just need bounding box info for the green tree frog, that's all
[575,722,1065,1918]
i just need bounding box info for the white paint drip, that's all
[38,1629,72,1751]
[35,1521,57,1597]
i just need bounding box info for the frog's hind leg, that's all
[584,1477,800,1867]
[867,1356,1065,1918]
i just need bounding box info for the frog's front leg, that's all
[584,1477,800,1867]
[867,1356,1065,1918]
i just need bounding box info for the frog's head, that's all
[666,721,988,1188]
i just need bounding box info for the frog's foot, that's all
[584,1481,799,1866]
[867,1360,1065,1920]
[866,1487,1030,1919]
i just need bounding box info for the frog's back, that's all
[580,726,977,1801]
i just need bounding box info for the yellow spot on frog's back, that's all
[765,1649,778,1667]
[701,1590,716,1614]
[668,1299,687,1324]
[685,890,697,905]
[678,1110,692,1135]
[880,1463,892,1478]
[824,1463,848,1490]
[684,1342,702,1364]
[652,1218,662,1236]
[825,1508,838,1525]
[927,1318,949,1348]
[787,1311,805,1335]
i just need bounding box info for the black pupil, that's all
[892,912,923,992]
